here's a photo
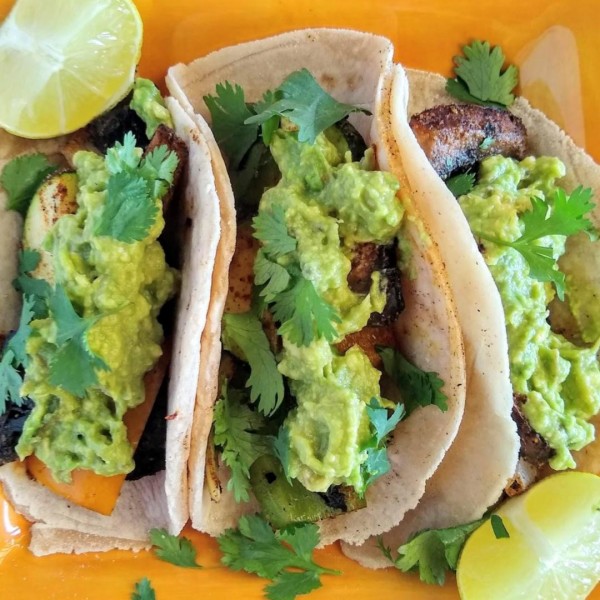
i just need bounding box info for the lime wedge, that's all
[0,0,143,138]
[457,472,600,599]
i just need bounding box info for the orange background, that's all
[1,0,600,598]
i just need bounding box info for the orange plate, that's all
[1,0,600,598]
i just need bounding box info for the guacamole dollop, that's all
[259,127,403,491]
[17,149,177,482]
[131,78,173,138]
[460,155,600,469]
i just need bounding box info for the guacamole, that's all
[258,128,403,491]
[131,78,174,138]
[459,155,600,469]
[16,149,177,482]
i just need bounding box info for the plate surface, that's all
[1,0,599,598]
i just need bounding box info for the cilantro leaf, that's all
[204,82,260,170]
[0,350,23,415]
[266,571,321,600]
[519,187,595,241]
[99,133,178,243]
[359,399,405,491]
[222,312,285,415]
[446,172,475,198]
[47,285,108,396]
[272,426,292,483]
[477,187,595,300]
[361,446,391,490]
[49,336,107,396]
[490,514,510,539]
[394,519,484,585]
[245,69,368,144]
[0,294,39,415]
[255,90,283,145]
[378,347,448,415]
[13,250,51,317]
[446,40,519,107]
[131,577,156,600]
[49,285,89,345]
[18,248,41,273]
[7,295,35,366]
[106,132,140,174]
[94,172,158,243]
[366,399,405,446]
[274,276,341,347]
[213,385,272,502]
[141,144,179,185]
[218,515,339,600]
[254,250,292,303]
[149,528,201,568]
[253,206,297,258]
[0,153,57,215]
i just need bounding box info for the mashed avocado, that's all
[460,155,600,469]
[131,78,173,138]
[259,127,402,491]
[17,149,177,482]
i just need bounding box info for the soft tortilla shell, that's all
[168,29,466,546]
[163,97,221,534]
[343,67,600,567]
[165,74,239,534]
[0,463,168,556]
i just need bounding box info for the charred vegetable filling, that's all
[0,80,181,482]
[205,71,449,527]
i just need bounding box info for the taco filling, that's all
[201,70,452,529]
[0,78,185,495]
[410,100,600,476]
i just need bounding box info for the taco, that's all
[343,55,600,567]
[166,28,469,546]
[0,79,221,554]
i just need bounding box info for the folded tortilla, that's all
[0,96,220,554]
[166,28,467,546]
[343,67,600,567]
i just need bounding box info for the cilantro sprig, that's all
[378,347,448,415]
[445,172,475,198]
[379,518,484,585]
[253,207,341,347]
[47,284,109,396]
[218,515,340,600]
[149,528,201,569]
[477,186,596,299]
[446,41,519,108]
[95,132,178,243]
[222,311,285,415]
[213,385,273,503]
[131,577,156,600]
[379,514,510,585]
[0,152,57,216]
[245,69,368,145]
[204,69,367,169]
[359,398,404,492]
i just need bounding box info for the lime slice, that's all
[457,472,600,600]
[0,0,143,138]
